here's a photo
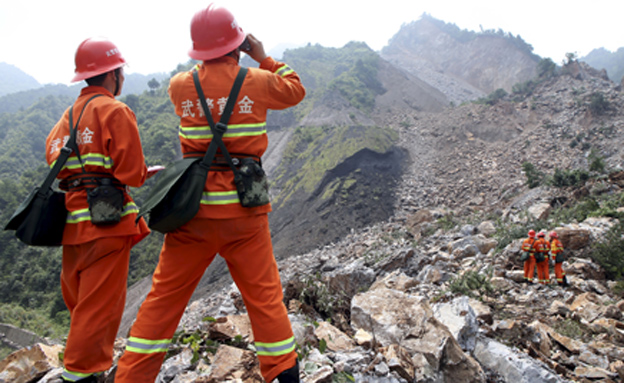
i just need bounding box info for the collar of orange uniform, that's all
[79,85,114,99]
[202,55,238,67]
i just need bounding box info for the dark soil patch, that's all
[270,146,406,258]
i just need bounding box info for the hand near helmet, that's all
[241,34,268,64]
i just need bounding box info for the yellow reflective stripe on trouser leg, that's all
[125,336,171,354]
[62,369,95,382]
[255,336,296,356]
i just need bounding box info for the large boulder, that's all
[552,226,591,250]
[351,287,485,382]
[432,296,479,351]
[473,336,571,383]
[528,203,552,221]
[0,343,63,383]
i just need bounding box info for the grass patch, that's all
[0,303,68,340]
[273,125,398,207]
[590,221,624,281]
[553,318,592,341]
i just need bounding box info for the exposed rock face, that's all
[300,91,377,128]
[382,16,539,103]
[0,324,46,352]
[374,59,449,113]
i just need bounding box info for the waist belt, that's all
[182,152,261,169]
[60,173,125,192]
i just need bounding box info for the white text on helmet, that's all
[106,48,120,57]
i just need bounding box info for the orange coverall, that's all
[521,237,537,283]
[534,237,551,284]
[46,86,150,381]
[115,56,305,383]
[550,238,566,284]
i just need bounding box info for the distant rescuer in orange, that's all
[550,230,568,286]
[114,3,306,383]
[45,37,151,382]
[521,229,538,283]
[534,231,551,285]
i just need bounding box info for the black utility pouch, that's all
[87,178,124,225]
[235,158,270,208]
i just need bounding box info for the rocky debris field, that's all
[5,201,623,383]
[385,61,624,219]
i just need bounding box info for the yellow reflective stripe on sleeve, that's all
[274,64,294,77]
[179,122,267,140]
[66,202,139,224]
[255,336,296,356]
[201,191,240,205]
[125,336,171,354]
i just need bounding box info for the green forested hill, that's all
[0,96,76,336]
[0,96,73,177]
[282,41,386,114]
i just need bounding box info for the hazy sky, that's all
[1,0,622,85]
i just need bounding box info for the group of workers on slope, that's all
[41,3,304,383]
[521,229,568,286]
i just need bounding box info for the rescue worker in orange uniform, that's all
[115,4,305,383]
[45,37,151,382]
[550,231,567,286]
[521,230,538,283]
[534,231,551,285]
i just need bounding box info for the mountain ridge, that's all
[0,69,170,115]
[0,62,40,97]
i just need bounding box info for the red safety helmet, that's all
[537,231,546,238]
[550,231,558,239]
[188,3,246,61]
[528,230,536,238]
[72,37,126,83]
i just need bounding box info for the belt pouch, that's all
[235,158,270,208]
[87,178,124,225]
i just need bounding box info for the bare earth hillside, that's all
[382,16,540,104]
